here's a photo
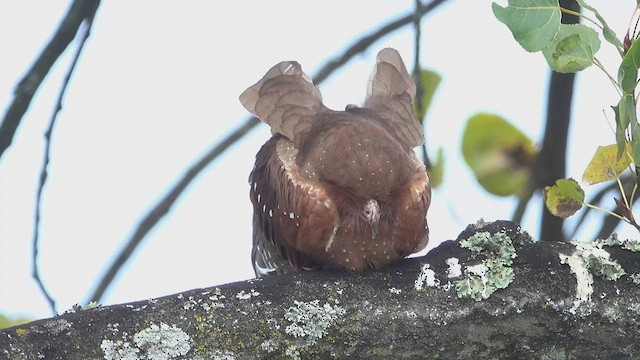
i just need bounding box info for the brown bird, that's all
[241,48,431,277]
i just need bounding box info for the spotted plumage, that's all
[241,48,431,276]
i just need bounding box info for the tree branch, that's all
[4,221,639,359]
[32,11,98,316]
[87,0,451,304]
[0,0,101,160]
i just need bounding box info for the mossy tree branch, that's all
[3,221,639,359]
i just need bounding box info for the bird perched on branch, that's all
[240,48,431,277]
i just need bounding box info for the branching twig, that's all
[0,0,101,161]
[512,187,535,225]
[596,199,639,240]
[564,175,639,240]
[88,116,260,302]
[312,0,448,84]
[31,1,100,316]
[88,0,451,303]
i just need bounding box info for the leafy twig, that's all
[558,7,600,29]
[566,175,635,240]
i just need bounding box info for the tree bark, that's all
[2,221,639,359]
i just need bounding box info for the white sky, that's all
[0,1,633,320]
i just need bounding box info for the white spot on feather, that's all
[283,63,294,73]
[324,225,339,252]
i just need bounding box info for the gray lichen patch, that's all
[454,231,517,301]
[414,263,439,290]
[596,233,640,252]
[446,257,462,278]
[283,299,345,359]
[101,322,190,360]
[559,240,627,314]
[235,289,260,300]
[284,300,345,344]
[181,287,227,311]
[101,340,139,360]
[41,318,72,335]
[65,301,102,314]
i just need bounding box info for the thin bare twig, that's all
[88,0,451,303]
[511,187,535,225]
[411,0,433,170]
[413,0,424,118]
[312,0,449,84]
[88,116,261,303]
[32,3,100,315]
[0,0,101,161]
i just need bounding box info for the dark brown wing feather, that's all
[249,136,340,276]
[392,159,431,256]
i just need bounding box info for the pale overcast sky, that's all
[0,1,632,320]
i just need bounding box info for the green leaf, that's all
[429,147,445,189]
[616,94,636,158]
[462,113,536,196]
[542,24,601,73]
[612,104,627,159]
[413,69,441,123]
[492,0,561,52]
[632,126,640,164]
[574,0,623,50]
[544,178,585,218]
[582,144,631,184]
[618,38,640,93]
[618,94,636,129]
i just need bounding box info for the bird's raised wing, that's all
[364,48,424,150]
[240,61,325,145]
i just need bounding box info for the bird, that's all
[240,48,431,277]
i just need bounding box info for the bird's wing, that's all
[249,136,340,276]
[240,61,325,145]
[364,48,424,149]
[393,156,432,256]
